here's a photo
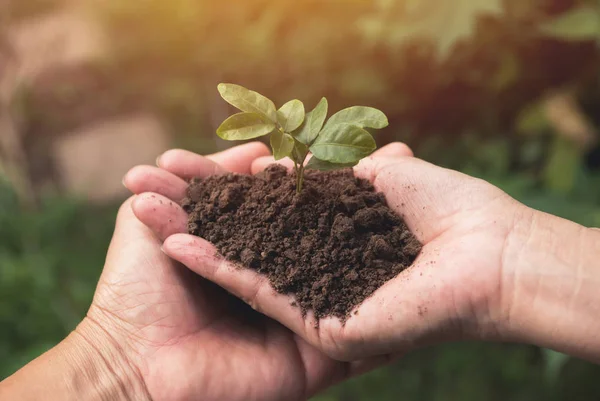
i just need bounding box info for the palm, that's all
[335,201,513,354]
[96,144,382,401]
[123,142,519,367]
[220,154,520,360]
[141,150,520,362]
[92,231,331,401]
[342,156,518,352]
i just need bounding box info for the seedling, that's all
[216,83,388,193]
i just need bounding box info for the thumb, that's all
[354,157,507,243]
[103,196,170,276]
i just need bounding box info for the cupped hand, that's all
[134,142,531,364]
[89,143,392,401]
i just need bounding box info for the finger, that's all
[354,156,459,242]
[294,336,347,397]
[111,196,145,244]
[372,142,414,158]
[156,149,226,180]
[158,142,271,179]
[298,335,399,398]
[104,196,174,275]
[251,156,295,175]
[296,338,395,398]
[162,233,425,361]
[250,142,413,175]
[162,234,326,339]
[131,193,188,241]
[123,165,189,201]
[207,142,270,173]
[354,156,507,243]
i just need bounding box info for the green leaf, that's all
[542,348,570,383]
[517,102,549,136]
[324,106,388,130]
[270,130,295,160]
[539,6,600,41]
[310,124,377,163]
[217,83,277,122]
[543,136,580,194]
[216,112,276,140]
[359,0,503,58]
[305,157,358,171]
[294,98,328,145]
[277,100,305,132]
[292,139,309,163]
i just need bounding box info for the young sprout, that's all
[216,83,388,193]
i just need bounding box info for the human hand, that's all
[3,143,405,401]
[7,143,597,401]
[141,146,515,361]
[144,144,600,364]
[85,142,395,401]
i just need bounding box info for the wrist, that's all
[500,206,600,361]
[64,317,152,401]
[0,318,151,401]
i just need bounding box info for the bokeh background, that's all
[2,0,600,398]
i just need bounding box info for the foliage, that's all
[314,342,600,401]
[78,0,593,146]
[359,0,504,57]
[216,84,387,192]
[43,0,590,166]
[539,4,600,42]
[5,0,600,398]
[3,138,600,397]
[13,0,597,149]
[0,182,116,379]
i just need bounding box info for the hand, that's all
[140,147,516,361]
[141,144,600,364]
[89,143,393,401]
[2,143,402,401]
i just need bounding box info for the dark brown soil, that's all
[182,164,422,321]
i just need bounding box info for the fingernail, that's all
[122,177,128,188]
[156,154,162,167]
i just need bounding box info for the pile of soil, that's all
[182,164,422,321]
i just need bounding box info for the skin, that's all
[2,142,599,401]
[0,143,392,401]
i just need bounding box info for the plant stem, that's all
[296,152,309,194]
[297,165,305,193]
[293,161,300,193]
[291,146,309,193]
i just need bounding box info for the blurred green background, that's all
[2,0,600,399]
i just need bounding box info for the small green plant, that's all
[216,83,388,192]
